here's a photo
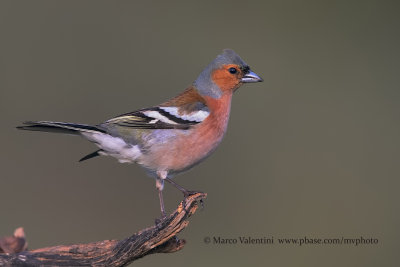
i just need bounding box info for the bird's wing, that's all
[102,86,210,131]
[103,105,209,130]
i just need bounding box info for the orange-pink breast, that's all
[140,92,233,174]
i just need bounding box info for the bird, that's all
[17,49,263,217]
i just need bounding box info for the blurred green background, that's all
[0,1,399,266]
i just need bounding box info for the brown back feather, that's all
[161,86,207,114]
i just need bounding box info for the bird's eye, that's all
[228,67,237,74]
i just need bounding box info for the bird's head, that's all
[194,49,263,98]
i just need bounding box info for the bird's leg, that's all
[165,178,202,197]
[155,170,169,222]
[165,178,204,210]
[155,178,166,219]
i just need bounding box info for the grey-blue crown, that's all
[194,49,247,98]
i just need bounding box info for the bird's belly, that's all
[139,121,226,174]
[82,132,142,163]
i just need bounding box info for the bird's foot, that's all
[182,190,205,210]
[154,213,167,227]
[182,190,203,198]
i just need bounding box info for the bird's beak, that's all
[241,70,263,83]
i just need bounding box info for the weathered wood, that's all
[0,228,27,254]
[0,192,206,266]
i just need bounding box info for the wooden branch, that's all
[0,192,206,266]
[0,227,27,254]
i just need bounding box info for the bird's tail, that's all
[16,121,105,135]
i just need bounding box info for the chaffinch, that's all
[18,49,263,217]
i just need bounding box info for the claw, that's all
[154,214,167,227]
[182,190,202,198]
[199,198,205,210]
